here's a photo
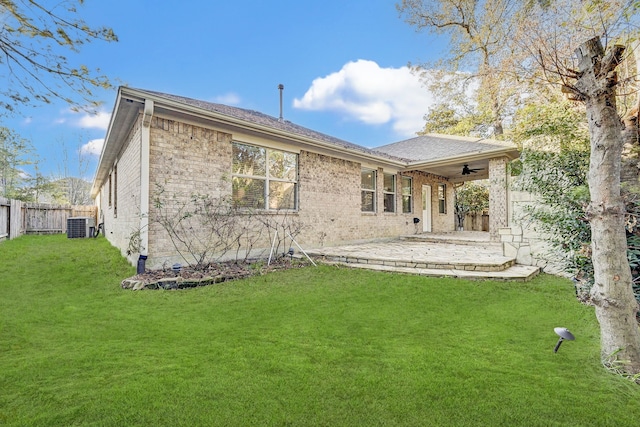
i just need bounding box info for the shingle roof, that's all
[375,134,516,162]
[135,88,393,159]
[125,88,518,167]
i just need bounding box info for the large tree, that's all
[570,37,640,374]
[514,0,640,375]
[397,0,523,136]
[0,0,117,113]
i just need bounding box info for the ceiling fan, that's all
[461,164,484,175]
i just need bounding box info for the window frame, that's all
[113,163,118,217]
[401,176,413,214]
[108,173,112,208]
[383,172,396,213]
[361,168,376,213]
[438,183,447,214]
[231,141,298,211]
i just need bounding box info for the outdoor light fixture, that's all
[553,327,575,353]
[288,248,294,259]
[172,263,182,273]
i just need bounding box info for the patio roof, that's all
[375,134,520,182]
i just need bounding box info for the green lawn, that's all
[1,235,639,426]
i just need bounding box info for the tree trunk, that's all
[573,37,640,374]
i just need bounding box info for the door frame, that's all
[422,184,432,233]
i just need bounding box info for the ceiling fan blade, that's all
[461,165,485,175]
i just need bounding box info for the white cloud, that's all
[76,110,111,130]
[213,92,241,105]
[80,138,104,156]
[294,60,435,137]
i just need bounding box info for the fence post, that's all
[10,199,23,239]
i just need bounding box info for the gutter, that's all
[138,99,154,272]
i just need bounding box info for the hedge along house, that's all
[91,87,519,269]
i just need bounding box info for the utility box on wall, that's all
[67,217,95,238]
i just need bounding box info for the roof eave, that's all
[404,146,520,171]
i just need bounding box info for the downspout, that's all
[138,99,154,273]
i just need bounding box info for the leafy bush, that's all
[454,182,489,229]
[511,100,640,304]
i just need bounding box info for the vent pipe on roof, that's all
[278,84,284,122]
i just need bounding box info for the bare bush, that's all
[150,184,305,269]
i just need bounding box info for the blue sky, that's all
[3,0,446,179]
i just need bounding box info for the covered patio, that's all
[375,134,520,241]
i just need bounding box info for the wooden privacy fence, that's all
[0,197,97,240]
[463,212,489,232]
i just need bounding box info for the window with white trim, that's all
[232,142,298,210]
[383,173,396,213]
[361,169,376,212]
[402,176,412,213]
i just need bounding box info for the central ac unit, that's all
[67,217,96,238]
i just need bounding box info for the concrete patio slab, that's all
[307,236,540,281]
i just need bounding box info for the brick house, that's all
[91,87,519,269]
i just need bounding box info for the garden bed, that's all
[121,258,310,290]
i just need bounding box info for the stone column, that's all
[489,157,509,241]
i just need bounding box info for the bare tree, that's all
[55,136,92,205]
[397,0,523,136]
[0,0,117,113]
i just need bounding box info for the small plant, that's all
[602,348,640,384]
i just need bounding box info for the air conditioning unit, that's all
[67,217,96,238]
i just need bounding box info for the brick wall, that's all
[489,157,509,241]
[102,113,456,268]
[296,154,452,246]
[98,115,142,264]
[147,116,233,265]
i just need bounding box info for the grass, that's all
[1,235,640,426]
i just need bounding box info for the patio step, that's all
[307,240,514,273]
[306,238,540,281]
[322,261,540,281]
[315,253,514,272]
[401,233,501,247]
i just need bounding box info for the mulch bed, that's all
[121,258,311,290]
